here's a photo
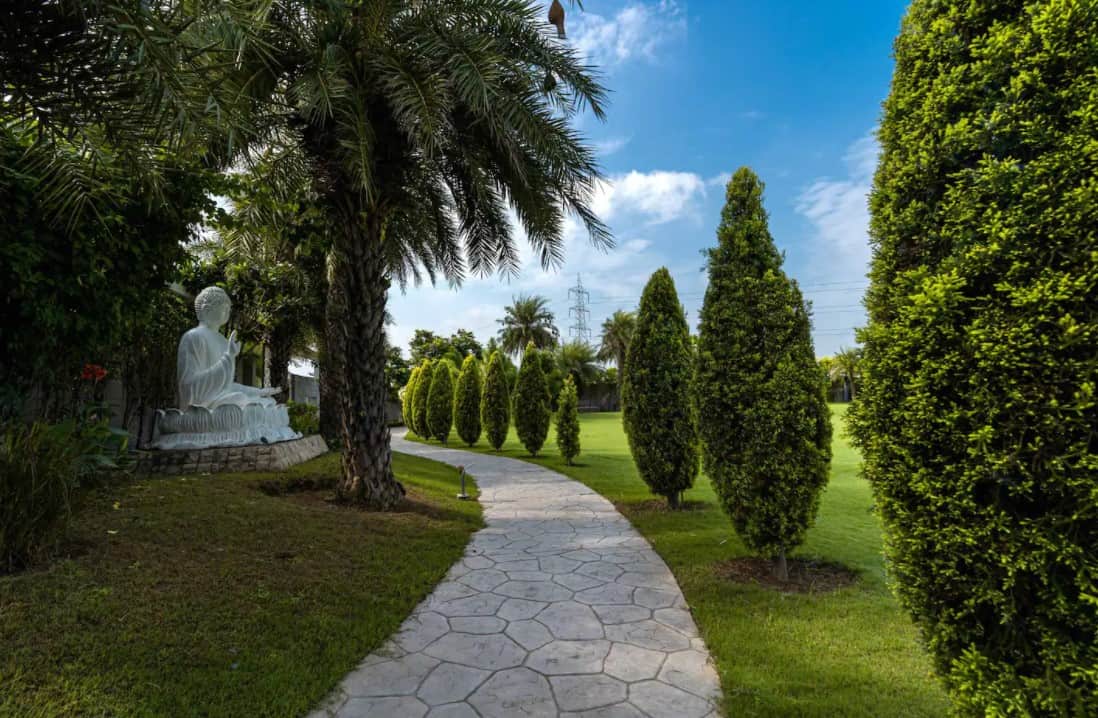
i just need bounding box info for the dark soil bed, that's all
[715,556,859,594]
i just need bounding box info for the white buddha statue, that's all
[152,286,301,450]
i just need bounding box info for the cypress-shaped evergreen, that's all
[454,355,483,446]
[849,2,1098,712]
[402,366,421,431]
[621,268,697,508]
[426,358,455,443]
[513,342,551,456]
[411,359,434,439]
[481,351,511,451]
[555,375,580,465]
[695,167,831,579]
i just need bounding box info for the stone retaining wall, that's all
[135,434,329,475]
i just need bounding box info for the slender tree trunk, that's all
[265,325,293,404]
[774,550,789,581]
[667,491,680,510]
[328,204,404,509]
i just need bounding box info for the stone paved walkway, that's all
[309,429,722,718]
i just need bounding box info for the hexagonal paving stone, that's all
[394,612,451,653]
[423,632,526,670]
[495,559,541,573]
[448,616,506,634]
[496,597,547,621]
[525,639,611,675]
[469,667,557,718]
[615,570,677,590]
[602,643,666,682]
[553,572,606,592]
[576,562,625,581]
[591,604,651,625]
[629,681,712,718]
[425,703,479,718]
[494,580,573,602]
[416,663,492,706]
[343,653,439,697]
[463,555,494,570]
[658,650,721,701]
[538,556,582,574]
[549,674,627,712]
[652,607,698,636]
[457,569,508,592]
[632,587,678,609]
[432,593,507,618]
[605,620,691,652]
[573,583,635,606]
[536,601,604,640]
[339,696,428,717]
[560,549,601,563]
[505,619,554,651]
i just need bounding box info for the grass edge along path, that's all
[408,405,949,717]
[0,451,482,718]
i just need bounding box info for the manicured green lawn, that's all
[412,406,949,717]
[0,452,481,718]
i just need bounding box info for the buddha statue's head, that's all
[195,286,231,330]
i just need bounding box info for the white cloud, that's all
[570,1,686,68]
[594,170,707,224]
[795,130,878,272]
[706,172,731,188]
[593,135,631,156]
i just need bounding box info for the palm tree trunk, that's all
[328,204,404,509]
[265,325,293,404]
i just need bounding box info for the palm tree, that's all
[597,310,636,373]
[498,295,562,357]
[556,341,600,394]
[261,1,609,508]
[829,346,863,401]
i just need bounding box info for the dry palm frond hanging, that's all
[548,0,566,38]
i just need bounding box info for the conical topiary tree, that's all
[513,342,551,456]
[426,358,455,443]
[454,355,482,446]
[555,375,580,465]
[481,350,511,451]
[411,359,434,439]
[848,2,1098,713]
[402,365,421,431]
[695,167,831,580]
[621,268,697,508]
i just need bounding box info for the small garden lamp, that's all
[457,466,469,500]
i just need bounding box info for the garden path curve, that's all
[309,429,721,718]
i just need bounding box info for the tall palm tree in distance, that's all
[556,340,600,393]
[829,346,863,401]
[498,294,561,357]
[597,309,635,394]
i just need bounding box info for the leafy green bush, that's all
[481,351,511,451]
[411,359,434,438]
[1,417,127,572]
[621,268,698,508]
[426,359,456,443]
[513,343,551,456]
[849,2,1098,713]
[695,168,831,577]
[286,401,320,435]
[555,375,580,465]
[454,355,482,446]
[401,366,421,429]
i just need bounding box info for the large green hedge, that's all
[513,343,551,456]
[411,359,434,439]
[481,351,511,451]
[454,355,482,446]
[426,358,456,443]
[555,375,580,465]
[849,2,1098,714]
[621,268,697,508]
[694,168,831,576]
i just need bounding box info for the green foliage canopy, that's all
[427,359,456,443]
[513,343,551,456]
[454,355,483,447]
[621,268,698,508]
[481,351,512,451]
[555,375,581,465]
[849,2,1098,713]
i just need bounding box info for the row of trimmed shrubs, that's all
[401,346,580,465]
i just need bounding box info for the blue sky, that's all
[387,0,909,359]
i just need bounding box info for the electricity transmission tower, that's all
[567,274,592,343]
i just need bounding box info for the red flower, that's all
[81,363,108,382]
